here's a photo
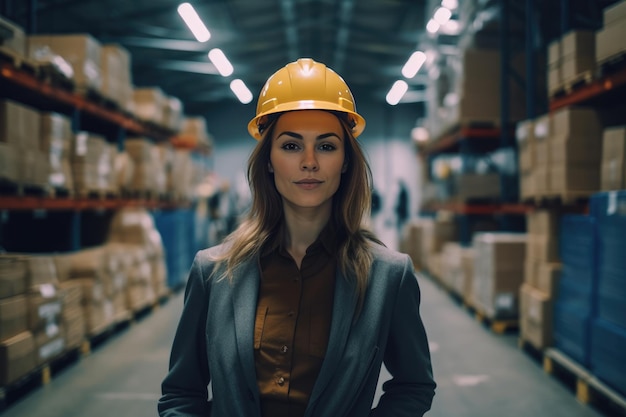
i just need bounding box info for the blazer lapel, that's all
[306,268,358,412]
[231,258,261,401]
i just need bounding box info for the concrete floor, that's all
[0,218,609,417]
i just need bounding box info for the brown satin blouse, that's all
[254,225,337,417]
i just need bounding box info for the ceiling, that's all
[6,0,435,116]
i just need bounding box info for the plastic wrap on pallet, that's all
[554,303,592,366]
[591,318,626,397]
[559,215,597,290]
[153,209,195,291]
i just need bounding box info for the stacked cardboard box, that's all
[440,242,463,293]
[0,99,47,188]
[62,248,116,337]
[560,30,595,83]
[420,214,458,280]
[471,232,527,320]
[596,0,626,65]
[100,44,133,111]
[173,116,213,150]
[533,114,551,199]
[0,255,37,386]
[24,256,65,366]
[133,87,166,126]
[547,39,561,96]
[70,132,117,196]
[548,107,603,197]
[521,209,562,350]
[124,138,167,196]
[40,112,74,193]
[108,208,169,302]
[399,220,426,270]
[169,149,195,200]
[27,34,102,93]
[517,119,536,200]
[163,97,184,132]
[601,126,626,191]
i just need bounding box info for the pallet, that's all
[0,180,48,198]
[36,61,75,91]
[0,346,82,411]
[74,86,119,111]
[473,308,519,334]
[549,70,594,98]
[597,50,626,77]
[0,46,38,76]
[74,188,119,201]
[543,348,626,416]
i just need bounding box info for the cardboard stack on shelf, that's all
[108,208,170,302]
[420,213,458,281]
[547,29,595,97]
[163,96,184,132]
[53,254,85,351]
[132,87,166,126]
[100,44,133,111]
[40,112,74,194]
[27,34,103,94]
[521,209,562,350]
[70,132,117,197]
[124,137,167,197]
[549,107,603,199]
[471,232,527,320]
[517,118,536,200]
[595,0,626,66]
[601,126,626,191]
[0,255,36,387]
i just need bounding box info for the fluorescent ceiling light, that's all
[208,48,234,77]
[411,127,430,143]
[440,19,461,35]
[177,3,211,42]
[426,19,440,34]
[441,0,458,10]
[402,51,427,78]
[230,79,253,104]
[433,7,452,25]
[386,80,408,106]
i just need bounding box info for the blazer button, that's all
[281,345,289,353]
[277,377,285,386]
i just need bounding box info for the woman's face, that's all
[269,110,346,215]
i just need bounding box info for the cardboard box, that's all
[524,257,541,288]
[0,331,37,385]
[27,293,62,332]
[520,171,536,200]
[603,0,626,27]
[0,16,26,56]
[461,248,475,306]
[0,142,18,183]
[472,233,527,319]
[550,164,600,193]
[596,21,626,64]
[527,209,560,237]
[601,159,626,190]
[63,306,86,350]
[100,44,132,107]
[548,39,561,67]
[453,173,501,200]
[520,284,553,349]
[27,34,102,91]
[133,87,166,125]
[602,126,626,160]
[561,30,596,60]
[552,107,602,139]
[549,134,602,165]
[0,255,27,299]
[561,54,595,81]
[527,234,560,264]
[400,220,425,269]
[534,166,550,196]
[0,295,28,341]
[24,255,58,288]
[34,330,64,365]
[0,99,41,149]
[537,263,561,297]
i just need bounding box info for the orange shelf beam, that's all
[0,196,191,211]
[420,125,504,156]
[549,65,626,112]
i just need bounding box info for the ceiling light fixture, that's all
[441,0,458,10]
[426,19,440,34]
[433,7,452,25]
[386,80,409,106]
[402,51,427,78]
[230,79,253,104]
[208,48,234,77]
[177,3,211,42]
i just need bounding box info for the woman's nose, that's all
[301,148,318,171]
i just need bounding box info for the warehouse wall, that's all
[204,98,425,222]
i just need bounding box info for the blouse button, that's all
[281,345,289,353]
[277,376,285,386]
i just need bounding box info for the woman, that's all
[158,58,436,417]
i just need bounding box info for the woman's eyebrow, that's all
[276,131,341,140]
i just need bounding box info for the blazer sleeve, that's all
[158,252,212,417]
[371,255,436,417]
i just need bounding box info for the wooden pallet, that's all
[74,85,120,111]
[597,50,626,77]
[543,348,626,416]
[74,188,119,200]
[549,70,595,98]
[474,308,519,335]
[0,46,38,75]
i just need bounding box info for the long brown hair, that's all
[210,111,383,308]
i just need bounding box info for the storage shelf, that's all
[0,195,191,211]
[0,61,175,142]
[549,64,626,112]
[421,201,534,215]
[419,124,505,156]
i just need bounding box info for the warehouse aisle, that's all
[2,262,605,417]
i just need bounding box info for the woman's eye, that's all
[281,142,300,151]
[319,143,337,151]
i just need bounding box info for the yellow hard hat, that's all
[248,58,366,140]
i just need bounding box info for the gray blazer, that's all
[158,242,436,417]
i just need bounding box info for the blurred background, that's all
[0,0,626,416]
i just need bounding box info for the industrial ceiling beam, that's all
[280,0,299,61]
